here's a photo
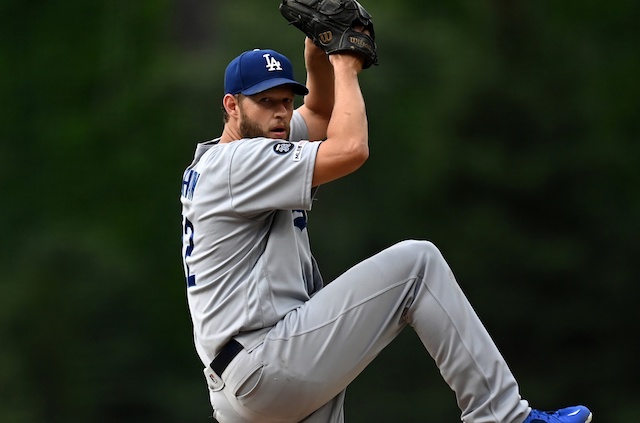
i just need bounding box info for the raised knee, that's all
[393,239,443,260]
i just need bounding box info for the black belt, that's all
[210,338,243,376]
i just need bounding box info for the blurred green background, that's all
[1,0,638,421]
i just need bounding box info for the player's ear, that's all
[223,94,241,120]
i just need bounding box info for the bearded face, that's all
[235,91,293,140]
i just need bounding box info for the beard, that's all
[239,112,266,139]
[239,107,290,140]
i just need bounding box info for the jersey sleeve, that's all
[289,110,309,143]
[227,137,320,217]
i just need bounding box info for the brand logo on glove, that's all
[263,53,283,72]
[319,31,333,44]
[349,36,371,51]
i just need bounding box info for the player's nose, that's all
[274,103,289,117]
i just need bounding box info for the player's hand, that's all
[304,36,332,74]
[304,36,326,58]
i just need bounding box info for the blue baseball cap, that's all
[224,49,309,96]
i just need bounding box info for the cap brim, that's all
[241,78,309,96]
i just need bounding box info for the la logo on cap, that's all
[263,53,283,72]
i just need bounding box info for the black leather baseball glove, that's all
[280,0,378,69]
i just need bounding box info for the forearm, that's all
[304,44,335,118]
[297,39,334,141]
[311,54,368,187]
[326,62,367,151]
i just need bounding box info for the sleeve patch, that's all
[293,141,308,162]
[273,142,294,155]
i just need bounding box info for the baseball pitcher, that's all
[179,1,593,422]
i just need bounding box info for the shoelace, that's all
[527,409,560,422]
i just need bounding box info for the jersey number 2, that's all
[182,217,196,287]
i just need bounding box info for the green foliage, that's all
[1,0,638,422]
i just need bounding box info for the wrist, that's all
[329,53,364,74]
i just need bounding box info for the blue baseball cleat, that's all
[524,405,592,423]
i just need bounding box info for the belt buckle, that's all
[204,365,225,392]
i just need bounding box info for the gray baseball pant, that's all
[205,240,531,423]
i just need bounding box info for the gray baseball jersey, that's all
[181,111,322,366]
